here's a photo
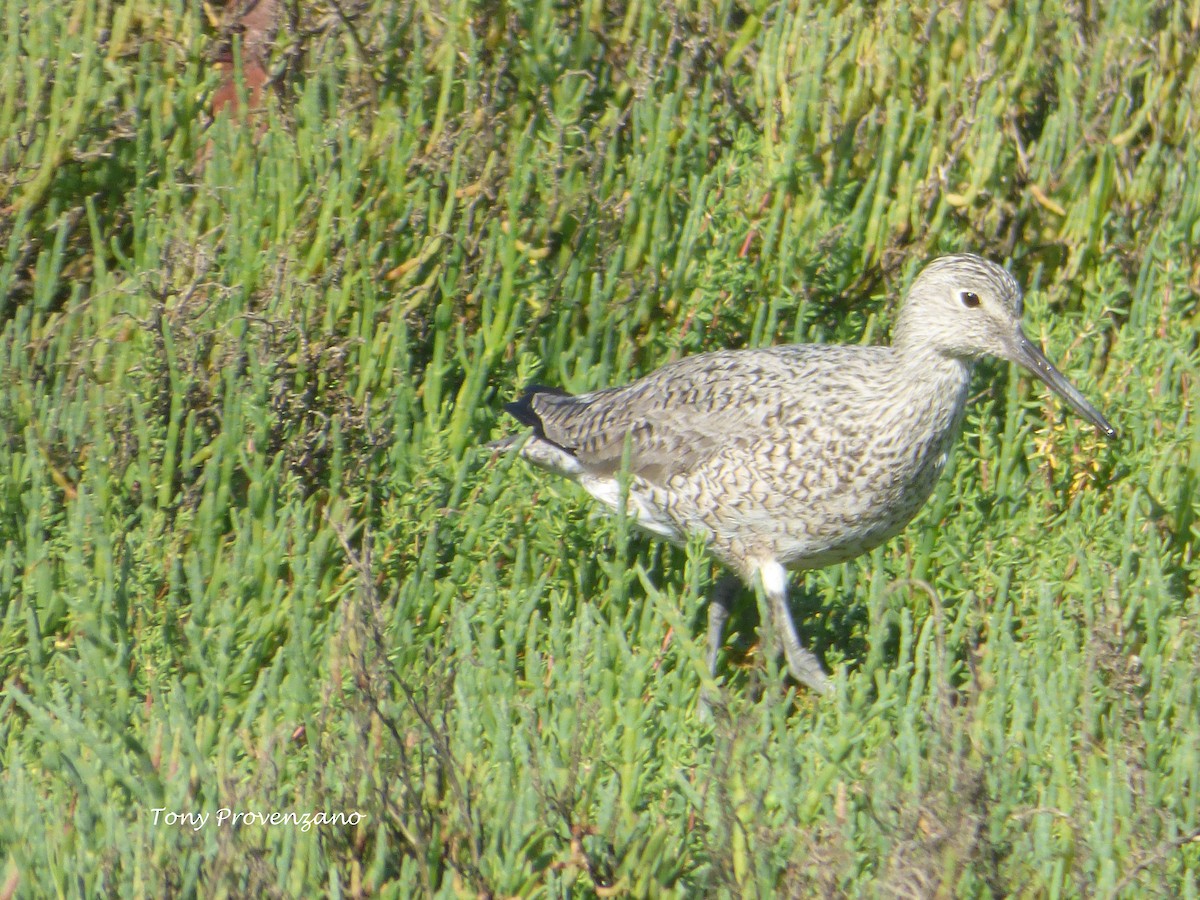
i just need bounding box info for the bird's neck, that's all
[889,347,974,440]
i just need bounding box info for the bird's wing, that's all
[507,346,865,484]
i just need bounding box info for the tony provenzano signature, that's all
[150,807,364,832]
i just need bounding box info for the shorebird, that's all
[496,255,1116,694]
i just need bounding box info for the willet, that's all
[497,255,1116,694]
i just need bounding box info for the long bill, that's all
[1012,330,1118,439]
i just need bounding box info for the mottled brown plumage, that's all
[499,254,1115,695]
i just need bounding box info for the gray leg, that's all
[698,573,742,720]
[706,573,741,676]
[758,561,831,695]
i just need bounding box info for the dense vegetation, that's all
[1,0,1197,895]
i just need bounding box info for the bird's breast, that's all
[677,361,972,569]
[770,366,971,566]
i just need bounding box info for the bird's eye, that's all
[960,290,980,308]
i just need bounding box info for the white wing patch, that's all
[579,474,684,540]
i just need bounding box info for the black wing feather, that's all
[504,385,577,452]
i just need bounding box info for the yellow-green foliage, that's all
[1,0,1197,895]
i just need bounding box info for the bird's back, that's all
[509,344,890,480]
